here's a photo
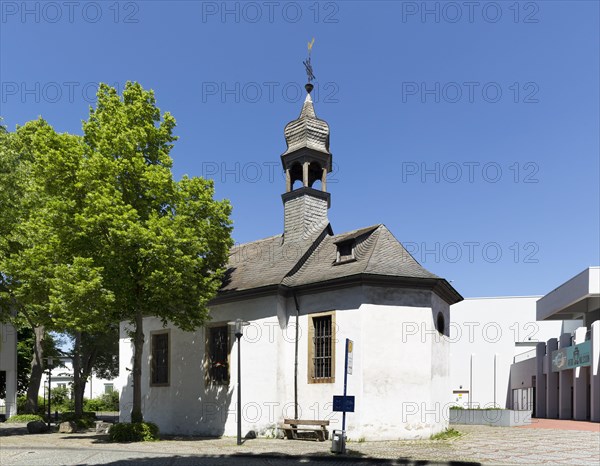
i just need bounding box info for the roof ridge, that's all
[378,224,424,269]
[363,225,383,273]
[332,223,382,239]
[284,223,332,279]
[229,234,282,250]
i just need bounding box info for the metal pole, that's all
[493,354,496,407]
[469,354,473,408]
[293,293,300,420]
[47,367,52,428]
[342,339,348,431]
[237,334,242,445]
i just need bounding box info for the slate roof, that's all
[282,93,330,156]
[217,223,462,304]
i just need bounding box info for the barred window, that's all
[208,326,229,385]
[151,332,169,386]
[309,313,335,383]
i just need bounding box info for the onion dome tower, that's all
[281,42,333,243]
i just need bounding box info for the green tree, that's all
[0,119,109,415]
[0,119,80,413]
[79,82,233,422]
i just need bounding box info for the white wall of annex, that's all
[450,296,571,408]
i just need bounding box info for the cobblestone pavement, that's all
[1,424,599,465]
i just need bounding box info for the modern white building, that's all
[0,322,17,419]
[450,296,580,410]
[118,84,463,440]
[510,267,600,421]
[449,268,599,423]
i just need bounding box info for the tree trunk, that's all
[78,338,99,416]
[25,325,44,414]
[131,310,144,423]
[73,332,83,417]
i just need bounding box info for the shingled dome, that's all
[282,93,331,156]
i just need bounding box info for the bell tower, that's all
[281,44,332,243]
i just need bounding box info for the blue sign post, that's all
[333,395,355,412]
[332,339,354,430]
[331,339,354,454]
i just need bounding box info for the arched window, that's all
[307,161,323,188]
[289,162,303,190]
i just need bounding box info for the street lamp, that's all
[45,357,54,428]
[228,319,249,445]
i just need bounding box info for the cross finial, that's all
[303,38,316,93]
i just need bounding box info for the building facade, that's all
[510,267,600,421]
[450,296,579,410]
[118,85,462,439]
[38,358,118,401]
[0,322,17,419]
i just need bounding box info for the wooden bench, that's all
[281,419,330,441]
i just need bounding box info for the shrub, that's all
[84,391,119,412]
[17,396,46,415]
[100,391,120,411]
[56,397,75,412]
[6,414,45,423]
[50,386,70,407]
[108,422,160,442]
[84,398,104,411]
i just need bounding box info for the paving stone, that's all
[0,422,598,465]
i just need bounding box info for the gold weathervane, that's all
[303,38,316,84]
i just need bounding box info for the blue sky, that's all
[1,1,598,298]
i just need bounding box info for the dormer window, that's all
[336,240,355,264]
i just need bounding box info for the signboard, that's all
[333,395,355,412]
[551,340,591,372]
[347,339,354,375]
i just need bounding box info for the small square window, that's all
[336,240,355,263]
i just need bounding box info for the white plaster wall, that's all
[0,323,17,417]
[450,296,568,408]
[118,285,451,440]
[119,295,283,436]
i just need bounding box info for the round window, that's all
[436,312,445,335]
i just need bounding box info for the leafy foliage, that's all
[84,391,119,412]
[17,395,45,415]
[108,422,160,442]
[1,82,233,421]
[78,82,233,421]
[50,385,70,407]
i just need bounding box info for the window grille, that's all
[312,316,332,379]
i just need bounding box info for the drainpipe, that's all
[470,353,474,408]
[293,292,300,420]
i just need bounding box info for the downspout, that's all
[293,291,300,420]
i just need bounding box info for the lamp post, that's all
[228,319,248,445]
[45,357,54,428]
